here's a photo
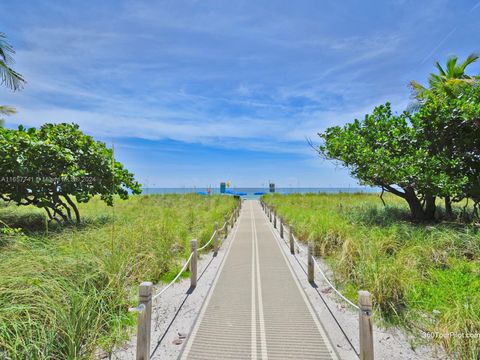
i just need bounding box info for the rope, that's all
[311,254,359,310]
[152,252,194,301]
[198,230,217,251]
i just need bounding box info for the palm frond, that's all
[0,105,17,116]
[0,33,25,91]
[0,60,25,91]
[435,61,446,76]
[428,74,443,89]
[0,33,15,64]
[459,53,479,73]
[409,80,429,99]
[0,104,16,127]
[446,56,458,78]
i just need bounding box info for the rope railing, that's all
[261,199,373,360]
[151,252,194,302]
[311,257,359,310]
[129,199,242,360]
[261,201,357,308]
[282,221,358,309]
[198,230,217,252]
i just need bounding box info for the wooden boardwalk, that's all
[180,200,338,360]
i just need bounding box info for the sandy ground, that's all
[110,201,446,360]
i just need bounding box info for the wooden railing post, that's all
[136,282,152,360]
[273,211,277,228]
[214,222,219,254]
[289,227,295,254]
[269,209,272,222]
[359,291,374,360]
[308,241,314,283]
[279,217,284,238]
[224,215,228,238]
[190,239,197,288]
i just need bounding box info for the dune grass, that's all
[0,194,236,359]
[263,192,480,359]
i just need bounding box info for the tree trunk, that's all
[403,188,436,221]
[405,194,425,221]
[52,206,69,222]
[63,194,81,224]
[424,195,436,220]
[445,196,453,218]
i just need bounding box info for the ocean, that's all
[141,187,379,199]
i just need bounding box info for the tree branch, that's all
[383,185,406,199]
[379,187,386,206]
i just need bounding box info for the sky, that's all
[1,0,480,188]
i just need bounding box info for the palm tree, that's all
[0,32,26,91]
[411,53,479,97]
[0,33,25,127]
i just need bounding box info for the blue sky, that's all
[1,0,479,188]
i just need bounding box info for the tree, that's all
[410,53,479,217]
[318,103,454,220]
[0,32,25,91]
[0,123,141,223]
[413,83,480,215]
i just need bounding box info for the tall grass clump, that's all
[0,194,236,359]
[263,192,480,358]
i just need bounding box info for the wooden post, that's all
[289,227,295,254]
[190,239,197,288]
[308,242,314,283]
[269,210,272,222]
[224,215,228,238]
[136,282,152,360]
[273,211,277,228]
[214,222,219,253]
[359,291,374,360]
[280,218,284,238]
